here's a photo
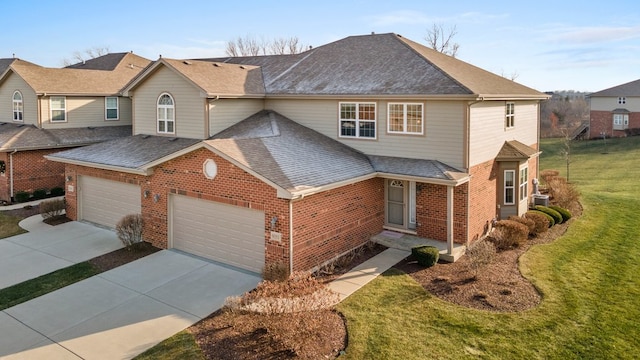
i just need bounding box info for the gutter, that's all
[44,155,153,176]
[289,200,294,274]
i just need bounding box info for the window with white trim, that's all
[618,97,626,104]
[613,113,629,130]
[504,170,515,205]
[105,96,119,120]
[388,103,423,134]
[519,167,528,201]
[50,96,66,122]
[157,93,175,134]
[339,102,376,138]
[505,102,515,128]
[12,91,23,121]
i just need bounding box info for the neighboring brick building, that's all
[589,78,640,138]
[48,33,548,273]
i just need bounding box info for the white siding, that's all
[468,101,538,167]
[265,98,465,169]
[41,96,133,129]
[0,73,37,125]
[590,96,640,112]
[209,98,264,136]
[132,66,206,139]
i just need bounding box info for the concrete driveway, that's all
[0,250,260,359]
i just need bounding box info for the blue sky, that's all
[2,0,640,92]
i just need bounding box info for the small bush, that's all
[411,245,439,267]
[40,198,65,219]
[525,211,550,235]
[466,240,496,278]
[508,215,536,236]
[225,271,339,314]
[545,175,580,209]
[535,205,563,224]
[115,214,144,249]
[50,187,65,196]
[549,205,572,222]
[529,209,554,227]
[32,188,47,200]
[262,261,290,282]
[491,220,529,250]
[14,191,30,203]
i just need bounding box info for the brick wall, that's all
[291,178,384,271]
[415,182,468,244]
[467,159,498,243]
[0,149,69,202]
[590,111,640,138]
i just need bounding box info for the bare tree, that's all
[425,23,460,57]
[226,35,306,56]
[500,69,520,81]
[62,46,110,66]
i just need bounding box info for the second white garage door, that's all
[79,176,141,228]
[170,195,265,273]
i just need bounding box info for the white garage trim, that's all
[78,176,141,228]
[169,194,265,273]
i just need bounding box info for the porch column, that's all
[446,185,454,255]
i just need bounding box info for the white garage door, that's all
[171,194,265,273]
[79,176,141,228]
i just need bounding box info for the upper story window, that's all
[105,97,119,120]
[388,103,423,135]
[504,170,515,205]
[519,166,528,201]
[157,93,175,134]
[12,91,23,121]
[618,97,626,104]
[339,102,376,139]
[613,113,629,130]
[505,102,515,128]
[50,96,66,122]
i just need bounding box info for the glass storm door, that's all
[387,180,405,226]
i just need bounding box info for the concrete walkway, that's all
[328,248,411,301]
[0,218,122,289]
[0,250,260,359]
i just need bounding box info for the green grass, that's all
[0,212,27,239]
[134,330,204,360]
[0,262,100,311]
[338,136,640,359]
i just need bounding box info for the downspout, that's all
[9,149,17,200]
[465,98,484,245]
[289,199,294,274]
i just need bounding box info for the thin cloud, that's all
[545,25,640,44]
[369,10,433,26]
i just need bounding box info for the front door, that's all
[386,179,417,230]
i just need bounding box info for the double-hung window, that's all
[12,91,23,121]
[613,114,629,130]
[105,97,119,120]
[388,103,423,134]
[50,96,66,122]
[504,170,515,205]
[519,167,528,201]
[339,102,376,139]
[157,93,175,134]
[505,102,515,128]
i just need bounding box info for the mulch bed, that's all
[2,204,41,218]
[395,204,582,312]
[89,242,161,272]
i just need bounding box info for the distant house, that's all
[0,53,150,202]
[589,79,640,139]
[47,33,548,273]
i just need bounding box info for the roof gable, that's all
[496,140,539,160]
[123,58,265,98]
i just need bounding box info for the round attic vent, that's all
[203,159,217,179]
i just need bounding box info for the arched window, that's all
[13,91,23,121]
[157,93,175,134]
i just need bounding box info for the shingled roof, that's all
[124,58,265,97]
[65,52,149,71]
[590,78,640,97]
[205,33,546,99]
[1,53,151,95]
[0,123,131,151]
[495,140,539,161]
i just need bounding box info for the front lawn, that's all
[339,136,640,359]
[0,212,28,239]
